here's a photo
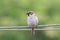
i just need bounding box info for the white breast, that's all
[27,15,38,26]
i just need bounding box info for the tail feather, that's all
[31,28,35,36]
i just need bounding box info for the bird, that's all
[26,11,38,36]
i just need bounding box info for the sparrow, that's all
[26,11,38,36]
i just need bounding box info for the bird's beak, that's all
[26,13,29,16]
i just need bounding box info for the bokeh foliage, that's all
[0,0,60,40]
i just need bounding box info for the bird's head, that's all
[26,11,35,16]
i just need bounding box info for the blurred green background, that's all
[0,0,60,40]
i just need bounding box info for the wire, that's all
[0,28,59,30]
[0,24,60,29]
